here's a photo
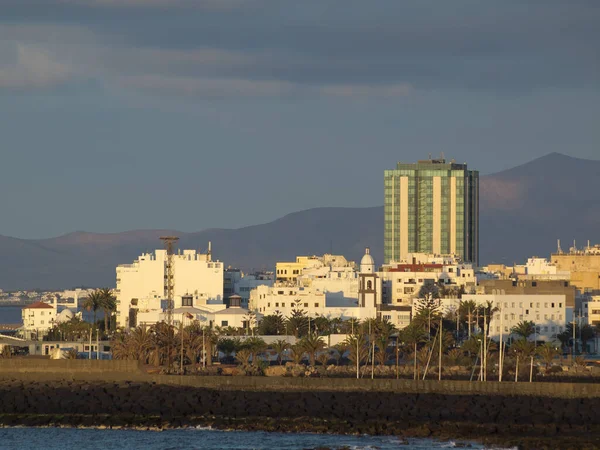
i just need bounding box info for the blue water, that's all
[0,428,500,450]
[0,306,22,324]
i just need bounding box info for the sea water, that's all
[0,427,511,450]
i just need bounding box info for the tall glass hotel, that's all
[384,158,479,265]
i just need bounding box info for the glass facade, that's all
[384,159,479,265]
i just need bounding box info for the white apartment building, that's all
[381,253,476,308]
[461,293,568,342]
[116,248,224,328]
[21,300,57,340]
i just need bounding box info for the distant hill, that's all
[0,153,597,290]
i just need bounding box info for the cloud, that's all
[0,1,598,95]
[118,75,296,97]
[0,44,71,90]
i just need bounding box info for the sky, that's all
[1,0,599,239]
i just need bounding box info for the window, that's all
[532,281,537,287]
[41,320,44,324]
[221,320,228,327]
[551,326,556,332]
[536,303,540,308]
[41,311,44,316]
[543,326,548,332]
[544,303,548,308]
[526,309,529,315]
[304,303,308,308]
[519,303,523,308]
[315,303,319,308]
[559,303,562,308]
[282,303,286,307]
[511,302,515,308]
[275,303,279,307]
[278,291,284,295]
[182,296,193,307]
[551,303,555,308]
[383,315,392,320]
[530,302,533,308]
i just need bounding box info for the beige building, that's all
[552,244,600,294]
[21,301,57,340]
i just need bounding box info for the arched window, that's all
[367,280,372,290]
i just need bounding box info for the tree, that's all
[289,344,305,364]
[414,284,442,338]
[271,339,291,365]
[400,323,428,380]
[299,333,326,366]
[82,290,104,329]
[99,288,116,335]
[217,338,237,362]
[536,343,560,372]
[580,324,595,354]
[242,337,267,365]
[286,305,308,338]
[459,300,478,338]
[257,312,285,335]
[343,334,368,377]
[511,339,535,382]
[511,321,536,340]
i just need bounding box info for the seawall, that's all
[1,360,600,449]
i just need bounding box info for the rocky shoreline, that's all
[1,380,599,449]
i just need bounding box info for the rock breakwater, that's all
[0,379,599,449]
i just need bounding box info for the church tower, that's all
[359,247,378,309]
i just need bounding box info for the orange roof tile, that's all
[23,301,54,309]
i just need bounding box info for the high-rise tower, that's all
[384,157,479,265]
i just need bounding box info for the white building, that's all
[249,249,380,322]
[461,293,567,342]
[380,254,476,308]
[233,272,274,308]
[21,300,57,340]
[116,248,224,328]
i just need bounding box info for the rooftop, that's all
[23,301,54,309]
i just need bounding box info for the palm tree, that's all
[110,332,131,360]
[128,326,153,363]
[271,339,291,365]
[82,290,104,329]
[299,333,326,366]
[401,323,428,380]
[511,338,535,382]
[343,334,368,377]
[243,336,267,365]
[536,343,560,372]
[235,348,251,365]
[459,299,478,338]
[511,321,536,340]
[289,343,305,364]
[217,338,237,362]
[99,288,116,335]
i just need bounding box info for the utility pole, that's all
[160,236,179,373]
[499,302,504,382]
[438,316,443,381]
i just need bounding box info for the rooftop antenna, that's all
[557,239,562,254]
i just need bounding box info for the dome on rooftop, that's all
[360,247,375,273]
[56,308,75,324]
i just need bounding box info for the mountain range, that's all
[0,152,598,290]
